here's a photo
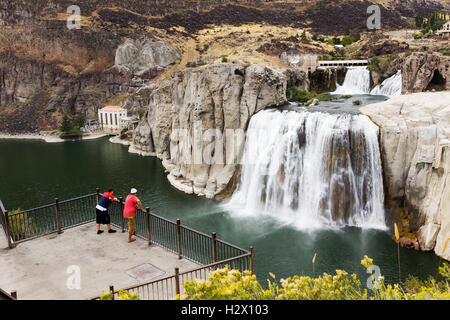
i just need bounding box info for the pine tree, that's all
[60,115,72,133]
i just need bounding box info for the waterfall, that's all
[333,67,371,95]
[225,109,387,230]
[370,70,402,97]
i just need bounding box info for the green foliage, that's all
[286,88,332,104]
[100,289,140,300]
[428,12,445,32]
[301,30,307,40]
[60,113,85,136]
[332,37,341,45]
[221,55,228,63]
[342,35,354,47]
[178,257,450,300]
[367,57,380,72]
[59,129,83,139]
[352,100,362,106]
[439,263,450,279]
[415,15,424,28]
[60,115,72,133]
[73,113,86,128]
[7,208,34,238]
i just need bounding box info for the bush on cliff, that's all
[176,258,450,300]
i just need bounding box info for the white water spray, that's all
[333,67,402,98]
[370,70,402,97]
[224,109,387,231]
[333,67,371,95]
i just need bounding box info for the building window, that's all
[104,113,108,125]
[115,114,118,126]
[110,113,113,126]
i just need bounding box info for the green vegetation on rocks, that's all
[287,88,332,104]
[176,258,450,300]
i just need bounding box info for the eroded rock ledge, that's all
[130,62,287,199]
[360,92,450,260]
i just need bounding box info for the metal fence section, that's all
[1,194,98,246]
[0,190,254,300]
[91,252,253,300]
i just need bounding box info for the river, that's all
[0,127,440,287]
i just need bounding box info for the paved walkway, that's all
[0,223,199,300]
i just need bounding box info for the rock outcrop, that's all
[130,62,287,199]
[360,92,450,261]
[115,38,180,76]
[386,52,450,94]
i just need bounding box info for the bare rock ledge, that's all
[360,92,450,261]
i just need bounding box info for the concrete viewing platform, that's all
[0,222,200,300]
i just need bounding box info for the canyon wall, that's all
[130,62,287,199]
[360,92,450,260]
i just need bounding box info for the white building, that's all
[437,21,450,38]
[98,106,127,132]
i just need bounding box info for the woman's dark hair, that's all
[108,188,114,193]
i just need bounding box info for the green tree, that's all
[415,15,424,28]
[73,113,86,129]
[60,115,73,133]
[342,36,353,47]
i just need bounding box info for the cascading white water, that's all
[224,109,387,230]
[332,67,402,98]
[370,70,402,97]
[333,67,371,95]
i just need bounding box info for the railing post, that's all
[109,285,115,300]
[120,197,125,233]
[4,210,13,249]
[249,246,254,274]
[212,232,217,264]
[96,188,100,202]
[146,207,152,246]
[177,219,182,260]
[175,268,180,296]
[55,198,62,234]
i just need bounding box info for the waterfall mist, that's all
[224,109,387,231]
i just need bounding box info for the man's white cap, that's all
[130,188,137,194]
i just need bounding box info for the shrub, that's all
[7,208,35,240]
[352,100,362,106]
[342,35,353,47]
[177,258,450,300]
[287,88,315,103]
[100,289,140,300]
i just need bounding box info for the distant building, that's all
[98,106,127,132]
[437,21,450,38]
[120,116,140,132]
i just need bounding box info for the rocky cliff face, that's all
[386,52,450,94]
[360,92,450,260]
[130,62,287,199]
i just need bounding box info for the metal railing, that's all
[0,288,17,301]
[0,190,254,300]
[90,252,253,300]
[0,194,98,246]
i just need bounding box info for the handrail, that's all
[1,191,253,300]
[0,288,17,300]
[89,252,253,300]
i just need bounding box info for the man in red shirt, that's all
[123,188,143,243]
[96,188,119,234]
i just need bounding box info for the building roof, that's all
[99,105,126,112]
